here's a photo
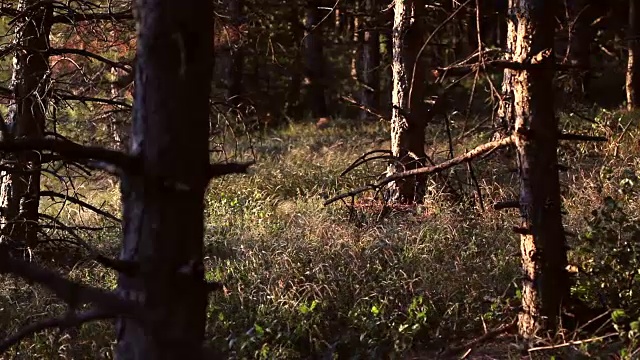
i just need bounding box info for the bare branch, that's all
[0,138,136,171]
[40,191,120,223]
[324,135,515,206]
[493,200,520,210]
[558,133,608,142]
[48,48,132,73]
[55,94,132,108]
[208,161,254,179]
[52,10,133,24]
[0,247,145,316]
[0,308,117,354]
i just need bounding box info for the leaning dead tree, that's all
[0,1,252,358]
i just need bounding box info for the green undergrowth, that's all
[1,114,640,359]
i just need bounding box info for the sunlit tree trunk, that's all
[387,0,428,203]
[627,0,640,109]
[0,1,52,252]
[303,0,329,119]
[504,0,570,338]
[114,0,214,358]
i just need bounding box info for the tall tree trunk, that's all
[387,0,428,203]
[286,5,303,121]
[504,0,570,338]
[303,0,329,119]
[359,0,381,121]
[0,1,52,252]
[627,0,640,110]
[565,0,594,100]
[114,0,214,358]
[226,0,244,106]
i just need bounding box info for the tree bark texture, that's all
[114,1,214,358]
[0,1,52,251]
[359,0,381,121]
[505,0,570,338]
[303,0,329,119]
[388,0,428,203]
[627,0,640,109]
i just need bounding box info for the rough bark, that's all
[387,0,428,203]
[628,0,640,109]
[0,1,52,252]
[303,0,329,119]
[359,0,381,121]
[505,0,570,338]
[114,0,214,358]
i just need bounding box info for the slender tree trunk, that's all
[359,0,381,121]
[504,0,570,338]
[114,1,214,358]
[565,0,594,100]
[387,0,428,203]
[303,0,329,119]
[286,5,303,120]
[627,0,640,109]
[0,1,52,252]
[226,0,244,106]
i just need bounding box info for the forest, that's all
[0,0,639,359]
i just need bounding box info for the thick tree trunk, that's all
[627,0,640,109]
[114,1,214,358]
[565,0,594,100]
[0,1,52,252]
[505,0,570,338]
[303,0,329,119]
[359,0,381,121]
[387,0,428,203]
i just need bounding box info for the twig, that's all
[441,318,517,356]
[338,96,387,121]
[527,333,618,353]
[324,135,514,205]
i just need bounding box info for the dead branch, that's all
[52,9,133,24]
[208,161,254,179]
[341,149,393,177]
[0,246,144,316]
[48,48,132,73]
[527,333,617,353]
[493,200,520,210]
[55,94,132,109]
[40,191,120,223]
[324,135,515,206]
[0,138,136,171]
[558,133,608,142]
[433,59,586,78]
[338,96,388,121]
[441,318,517,356]
[0,308,117,354]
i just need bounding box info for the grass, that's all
[2,112,640,359]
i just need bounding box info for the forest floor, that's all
[2,109,640,359]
